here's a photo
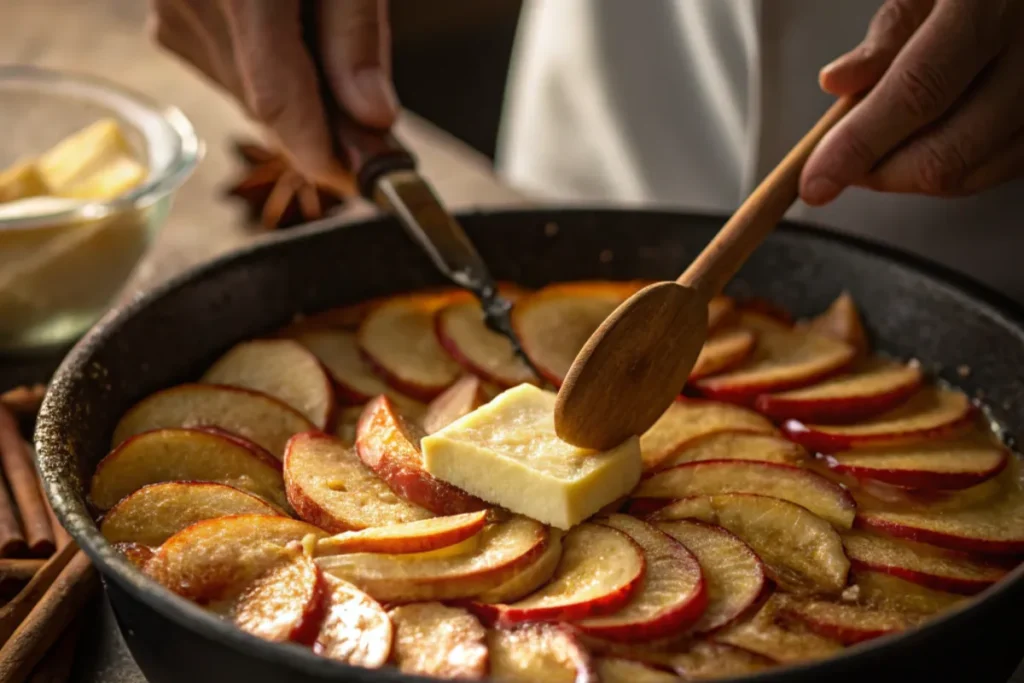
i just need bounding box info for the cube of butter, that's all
[421,384,641,529]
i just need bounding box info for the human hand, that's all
[801,0,1024,204]
[149,0,398,189]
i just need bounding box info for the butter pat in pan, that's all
[422,384,641,529]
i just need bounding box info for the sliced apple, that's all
[651,494,850,595]
[713,595,843,664]
[476,522,645,625]
[314,575,393,668]
[292,328,400,405]
[202,339,336,429]
[779,597,918,645]
[656,520,765,633]
[736,297,794,326]
[315,511,487,556]
[228,554,325,646]
[284,432,433,532]
[146,515,325,603]
[689,328,756,381]
[639,399,777,471]
[851,569,966,615]
[476,529,565,604]
[101,482,282,546]
[315,515,547,602]
[694,312,856,403]
[389,602,488,679]
[636,460,855,529]
[114,542,155,569]
[596,658,679,683]
[334,405,366,446]
[801,292,869,355]
[654,432,807,471]
[112,384,315,459]
[90,428,288,511]
[755,358,923,424]
[357,293,464,400]
[827,433,1008,490]
[783,386,975,453]
[511,281,641,386]
[488,623,597,683]
[422,375,490,435]
[356,395,487,515]
[667,640,772,679]
[707,296,737,332]
[575,515,706,642]
[436,299,537,388]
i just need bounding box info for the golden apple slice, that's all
[651,494,850,595]
[389,602,488,679]
[694,312,856,403]
[488,623,598,683]
[656,520,765,633]
[114,541,155,569]
[228,554,325,646]
[100,482,282,546]
[358,293,464,400]
[597,658,679,683]
[90,428,288,511]
[707,296,737,332]
[800,292,869,355]
[292,329,393,404]
[778,598,919,645]
[314,575,393,668]
[851,570,966,615]
[636,460,856,529]
[283,432,433,532]
[202,339,336,429]
[755,358,923,424]
[436,299,537,388]
[315,511,488,555]
[639,400,777,471]
[576,515,706,642]
[316,515,547,602]
[477,522,645,624]
[113,384,315,459]
[783,387,975,453]
[667,641,772,679]
[476,529,565,604]
[655,432,806,471]
[841,530,1006,594]
[422,375,490,435]
[356,395,487,515]
[713,595,843,664]
[689,328,756,381]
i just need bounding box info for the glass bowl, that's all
[0,65,202,354]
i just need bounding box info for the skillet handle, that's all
[327,103,417,199]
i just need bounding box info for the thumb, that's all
[317,0,399,130]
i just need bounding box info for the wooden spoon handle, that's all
[677,95,859,298]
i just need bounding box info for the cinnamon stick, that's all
[0,542,78,644]
[0,560,44,587]
[0,475,25,559]
[0,386,45,420]
[26,615,82,683]
[37,478,71,551]
[0,407,53,557]
[0,550,96,683]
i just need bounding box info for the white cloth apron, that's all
[497,0,1024,302]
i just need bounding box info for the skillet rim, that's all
[35,206,1024,682]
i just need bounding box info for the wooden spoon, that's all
[554,96,859,450]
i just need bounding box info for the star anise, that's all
[224,140,351,230]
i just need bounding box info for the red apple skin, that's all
[697,362,855,405]
[754,375,922,425]
[356,396,487,515]
[782,410,976,454]
[854,515,1024,556]
[232,556,328,646]
[622,498,672,518]
[434,309,536,389]
[778,602,909,646]
[846,557,1005,596]
[829,452,1008,491]
[358,348,448,402]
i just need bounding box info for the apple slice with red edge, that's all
[90,428,288,511]
[639,399,777,471]
[488,623,598,683]
[389,602,488,679]
[827,433,1008,490]
[841,530,1005,595]
[476,529,565,604]
[597,658,679,683]
[736,297,795,325]
[227,554,326,646]
[315,510,487,555]
[689,328,756,381]
[694,312,856,404]
[334,405,365,446]
[356,395,487,515]
[650,494,850,595]
[436,298,538,388]
[852,569,966,615]
[575,514,707,642]
[707,296,737,331]
[656,520,766,633]
[100,481,282,546]
[778,598,919,645]
[713,594,843,664]
[653,432,807,472]
[422,375,490,435]
[284,432,433,532]
[783,386,975,453]
[473,522,645,625]
[114,542,155,569]
[800,292,869,355]
[357,292,465,400]
[755,358,923,424]
[636,460,855,529]
[314,575,393,667]
[293,328,403,405]
[667,640,772,679]
[315,515,548,602]
[112,384,315,459]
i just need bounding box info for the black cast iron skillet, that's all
[35,208,1024,683]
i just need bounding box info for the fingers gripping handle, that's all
[330,109,417,198]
